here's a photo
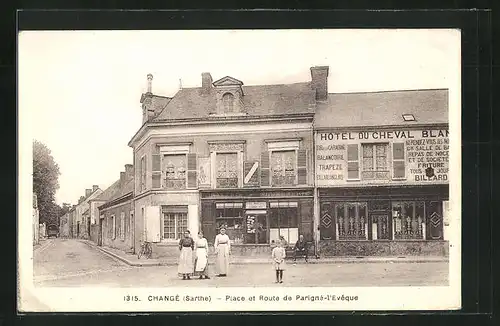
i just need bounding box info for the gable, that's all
[212,76,244,87]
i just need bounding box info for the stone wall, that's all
[318,240,449,257]
[90,224,99,244]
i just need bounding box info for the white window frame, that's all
[209,143,244,189]
[161,210,189,242]
[267,140,300,187]
[361,143,389,180]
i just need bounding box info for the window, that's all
[269,202,299,244]
[392,143,406,179]
[216,203,244,243]
[163,154,187,189]
[162,206,188,240]
[271,150,296,186]
[222,93,235,113]
[335,202,368,240]
[361,143,389,180]
[216,153,238,188]
[140,156,146,191]
[120,212,125,240]
[347,144,359,180]
[111,215,116,240]
[392,201,425,240]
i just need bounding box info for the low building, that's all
[72,186,103,239]
[314,88,450,256]
[33,194,39,245]
[98,165,135,252]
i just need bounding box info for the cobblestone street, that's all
[34,239,449,288]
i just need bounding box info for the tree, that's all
[33,140,61,226]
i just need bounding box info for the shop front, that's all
[200,188,314,256]
[315,127,450,257]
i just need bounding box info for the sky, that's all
[18,29,461,205]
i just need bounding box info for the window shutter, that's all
[201,202,216,245]
[299,201,314,241]
[152,154,162,188]
[347,144,359,179]
[120,212,125,240]
[146,206,161,242]
[392,143,406,178]
[137,155,142,193]
[297,149,307,185]
[187,153,197,188]
[260,151,270,186]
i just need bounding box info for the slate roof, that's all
[93,180,122,202]
[154,82,316,121]
[314,89,448,129]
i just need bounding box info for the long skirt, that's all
[215,243,230,275]
[178,247,194,276]
[194,248,209,276]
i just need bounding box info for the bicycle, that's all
[137,241,153,259]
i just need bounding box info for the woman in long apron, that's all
[194,231,210,279]
[178,230,195,280]
[214,228,231,277]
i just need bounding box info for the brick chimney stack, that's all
[92,185,99,192]
[202,72,213,94]
[310,66,329,101]
[85,189,91,197]
[125,164,134,180]
[147,73,153,94]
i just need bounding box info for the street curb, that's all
[81,240,164,267]
[80,240,448,266]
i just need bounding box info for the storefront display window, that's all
[269,202,298,245]
[216,203,244,243]
[271,150,296,186]
[163,154,186,189]
[392,201,425,240]
[216,153,238,188]
[336,202,368,240]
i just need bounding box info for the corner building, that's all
[314,89,450,256]
[128,69,324,258]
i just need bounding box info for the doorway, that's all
[98,218,103,246]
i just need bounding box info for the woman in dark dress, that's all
[178,230,195,280]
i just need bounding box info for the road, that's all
[33,239,449,287]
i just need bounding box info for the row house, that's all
[314,88,450,256]
[95,165,135,252]
[128,68,323,258]
[71,186,103,239]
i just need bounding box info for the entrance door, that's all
[245,211,267,244]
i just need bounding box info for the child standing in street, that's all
[271,240,286,283]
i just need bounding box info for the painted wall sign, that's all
[315,129,449,187]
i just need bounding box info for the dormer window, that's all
[222,93,235,113]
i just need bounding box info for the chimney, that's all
[92,185,99,192]
[125,164,134,180]
[146,73,153,94]
[120,172,126,184]
[202,72,212,93]
[310,66,329,101]
[79,196,85,204]
[85,189,91,197]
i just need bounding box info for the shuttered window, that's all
[347,144,359,180]
[392,143,406,179]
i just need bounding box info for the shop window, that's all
[362,143,389,180]
[222,93,235,113]
[336,202,368,240]
[392,201,425,240]
[216,153,239,188]
[347,144,359,180]
[162,206,188,240]
[392,143,406,179]
[271,150,296,186]
[216,203,244,243]
[163,154,187,189]
[269,202,299,245]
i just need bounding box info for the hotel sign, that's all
[315,129,450,186]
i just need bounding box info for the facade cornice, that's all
[314,123,449,132]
